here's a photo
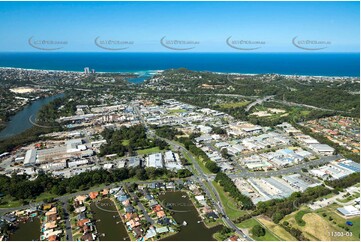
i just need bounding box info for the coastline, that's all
[0,66,358,79]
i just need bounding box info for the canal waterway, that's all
[9,217,40,241]
[90,198,129,241]
[158,191,221,241]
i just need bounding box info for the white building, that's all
[337,205,360,217]
[164,151,183,170]
[24,149,37,166]
[146,153,163,168]
[309,144,335,156]
[68,159,89,168]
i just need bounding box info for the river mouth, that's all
[0,93,64,140]
[158,191,221,241]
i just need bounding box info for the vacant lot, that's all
[282,206,359,241]
[237,218,279,241]
[315,204,360,240]
[258,216,296,241]
[219,101,250,108]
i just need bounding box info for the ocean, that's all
[0,52,359,77]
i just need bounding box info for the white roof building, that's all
[309,144,335,155]
[24,149,37,166]
[337,205,360,217]
[147,153,163,168]
[164,151,175,162]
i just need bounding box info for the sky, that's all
[0,1,359,52]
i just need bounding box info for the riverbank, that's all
[0,93,64,140]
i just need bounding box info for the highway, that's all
[245,96,274,112]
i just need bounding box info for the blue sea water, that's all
[0,52,359,77]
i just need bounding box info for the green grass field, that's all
[315,204,360,240]
[34,192,57,203]
[136,146,161,155]
[212,181,250,220]
[0,195,22,208]
[281,204,359,241]
[219,101,250,108]
[121,139,130,146]
[295,210,310,226]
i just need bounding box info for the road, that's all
[132,104,252,240]
[273,99,349,113]
[0,179,188,216]
[62,200,73,241]
[125,184,154,225]
[245,96,274,112]
[168,138,252,240]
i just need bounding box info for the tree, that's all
[177,169,192,178]
[136,168,148,180]
[221,148,228,159]
[67,203,75,213]
[251,225,265,237]
[205,161,221,173]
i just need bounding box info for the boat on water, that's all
[182,221,187,226]
[181,195,186,198]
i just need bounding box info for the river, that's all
[9,218,40,241]
[159,191,222,241]
[90,198,129,241]
[0,93,64,140]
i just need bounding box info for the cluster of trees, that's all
[281,87,359,117]
[153,126,183,140]
[177,136,220,173]
[37,96,76,125]
[281,222,308,241]
[0,126,48,153]
[0,166,192,202]
[99,125,168,157]
[129,167,192,181]
[152,70,359,128]
[211,126,226,135]
[216,226,234,241]
[215,172,255,210]
[325,172,360,190]
[251,225,265,237]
